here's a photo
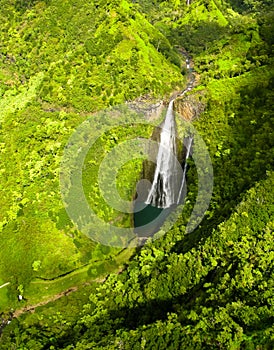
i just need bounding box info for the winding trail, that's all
[12,270,121,319]
[0,268,123,335]
[12,286,78,319]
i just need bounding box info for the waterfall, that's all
[145,100,182,208]
[134,52,196,237]
[177,136,193,204]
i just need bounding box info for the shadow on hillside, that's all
[107,267,221,327]
[172,76,274,254]
[170,21,228,54]
[224,0,250,13]
[53,260,272,349]
[40,79,274,349]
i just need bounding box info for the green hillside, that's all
[0,0,183,110]
[0,0,184,313]
[0,0,273,348]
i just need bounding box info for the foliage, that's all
[1,0,274,349]
[0,0,186,314]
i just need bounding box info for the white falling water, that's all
[145,100,182,208]
[144,55,195,209]
[177,136,193,204]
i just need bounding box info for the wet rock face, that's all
[174,93,205,121]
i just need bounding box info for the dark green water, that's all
[133,201,173,238]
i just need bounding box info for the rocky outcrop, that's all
[174,91,205,121]
[126,96,165,120]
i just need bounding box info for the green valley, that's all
[0,0,273,349]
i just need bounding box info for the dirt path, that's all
[0,269,123,336]
[11,270,121,319]
[12,286,78,318]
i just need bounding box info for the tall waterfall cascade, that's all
[145,99,190,208]
[134,53,195,237]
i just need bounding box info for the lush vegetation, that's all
[0,0,273,348]
[0,0,184,313]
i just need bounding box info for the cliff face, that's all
[174,92,205,121]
